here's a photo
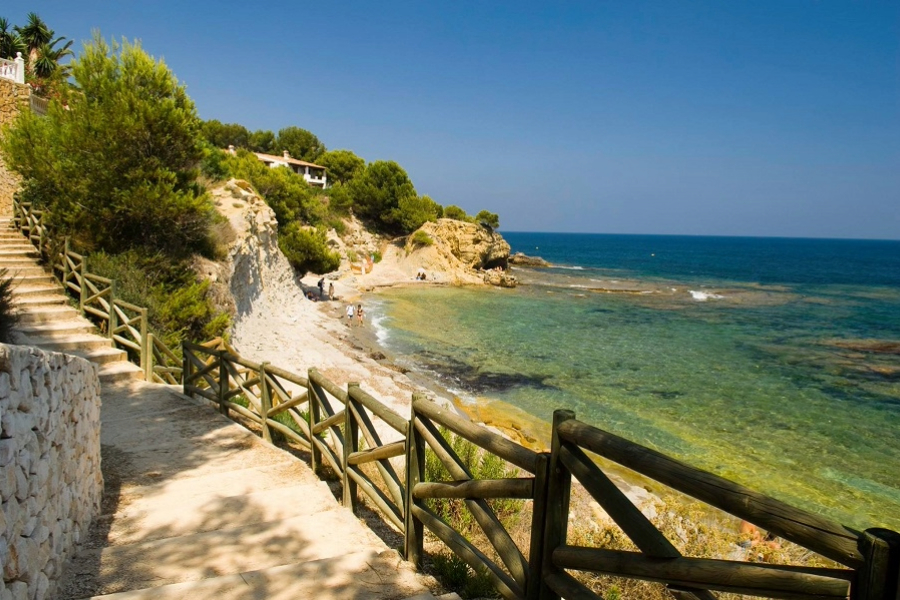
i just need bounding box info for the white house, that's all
[229,146,327,188]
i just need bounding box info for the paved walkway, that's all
[57,380,443,599]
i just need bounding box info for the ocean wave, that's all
[553,265,585,270]
[369,311,391,343]
[689,290,724,301]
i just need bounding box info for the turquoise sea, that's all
[370,233,900,531]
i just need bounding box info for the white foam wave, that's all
[554,265,585,270]
[689,290,724,301]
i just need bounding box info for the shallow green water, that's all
[371,281,900,531]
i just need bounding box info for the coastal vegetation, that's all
[0,34,228,349]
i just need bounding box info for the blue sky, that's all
[12,1,900,239]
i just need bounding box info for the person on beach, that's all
[318,277,325,298]
[356,304,364,326]
[328,282,334,301]
[346,303,354,326]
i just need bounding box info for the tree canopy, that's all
[276,126,325,162]
[0,35,212,257]
[317,149,365,185]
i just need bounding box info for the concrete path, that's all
[57,380,448,599]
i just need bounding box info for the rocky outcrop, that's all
[194,179,303,318]
[0,344,102,600]
[419,219,510,270]
[509,252,550,267]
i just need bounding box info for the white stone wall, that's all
[0,344,102,600]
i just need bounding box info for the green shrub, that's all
[0,269,18,343]
[87,251,229,349]
[410,230,434,248]
[475,210,500,229]
[442,205,472,222]
[278,224,341,275]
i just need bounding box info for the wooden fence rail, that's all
[9,199,897,600]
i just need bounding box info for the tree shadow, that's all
[57,380,428,599]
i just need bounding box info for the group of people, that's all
[346,303,364,327]
[317,278,335,300]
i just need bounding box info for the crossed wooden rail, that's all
[181,342,900,600]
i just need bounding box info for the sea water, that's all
[370,233,900,531]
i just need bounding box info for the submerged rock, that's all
[508,252,550,267]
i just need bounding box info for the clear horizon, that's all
[12,1,900,240]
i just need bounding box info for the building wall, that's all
[0,79,30,216]
[0,344,103,600]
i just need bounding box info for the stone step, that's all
[5,274,55,286]
[11,293,67,306]
[17,319,96,336]
[66,549,429,600]
[100,480,338,547]
[69,346,129,366]
[99,361,145,383]
[0,254,41,264]
[9,283,61,297]
[26,333,114,352]
[62,506,386,596]
[16,305,81,323]
[0,246,40,254]
[2,265,50,277]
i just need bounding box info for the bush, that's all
[410,230,433,248]
[278,224,341,275]
[475,210,500,229]
[442,205,472,222]
[0,269,18,343]
[87,251,229,350]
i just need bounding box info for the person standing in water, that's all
[346,303,355,326]
[356,304,364,326]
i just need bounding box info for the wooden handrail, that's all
[556,418,863,568]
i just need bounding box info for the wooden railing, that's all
[11,198,181,383]
[180,342,900,600]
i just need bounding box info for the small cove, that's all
[368,233,900,531]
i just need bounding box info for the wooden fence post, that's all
[344,382,360,512]
[140,308,150,381]
[540,409,576,600]
[62,237,70,287]
[217,351,229,416]
[182,343,191,397]
[404,393,425,567]
[308,369,322,475]
[108,281,118,340]
[526,452,552,600]
[259,363,272,443]
[78,258,86,312]
[855,528,900,600]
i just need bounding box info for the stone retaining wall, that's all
[0,78,30,216]
[0,344,102,600]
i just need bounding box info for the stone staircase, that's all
[1,217,143,383]
[57,380,456,600]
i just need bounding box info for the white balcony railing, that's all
[0,53,25,84]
